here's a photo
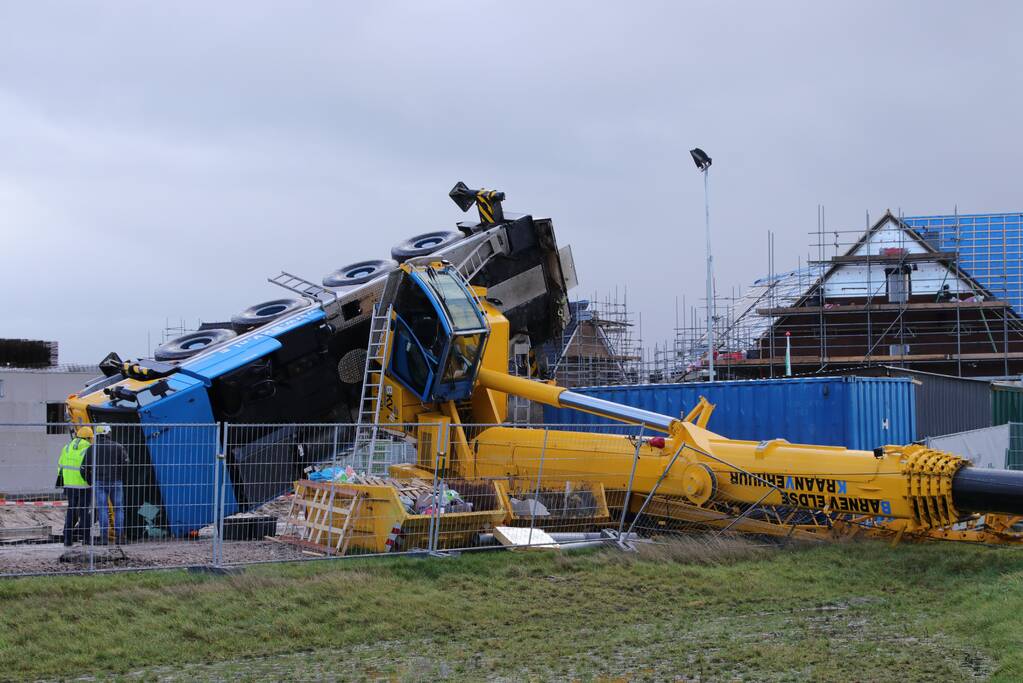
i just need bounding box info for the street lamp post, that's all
[690,147,714,381]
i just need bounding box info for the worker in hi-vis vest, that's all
[57,426,95,547]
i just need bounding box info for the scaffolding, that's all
[545,290,644,388]
[659,258,820,382]
[625,210,1023,382]
[700,209,1023,380]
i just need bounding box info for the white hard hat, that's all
[94,425,111,436]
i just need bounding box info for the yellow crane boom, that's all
[468,369,1021,534]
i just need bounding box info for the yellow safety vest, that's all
[58,438,90,488]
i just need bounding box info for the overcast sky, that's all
[2,2,1022,363]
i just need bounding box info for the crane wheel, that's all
[681,463,717,506]
[231,298,312,331]
[323,259,398,287]
[390,231,462,262]
[154,328,237,362]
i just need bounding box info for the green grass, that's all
[1,540,1021,681]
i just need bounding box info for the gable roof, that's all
[791,210,994,308]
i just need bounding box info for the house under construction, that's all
[537,295,642,389]
[669,210,1023,381]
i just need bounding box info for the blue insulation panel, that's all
[904,212,1023,316]
[543,376,916,451]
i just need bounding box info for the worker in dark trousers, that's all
[57,426,94,547]
[92,425,129,545]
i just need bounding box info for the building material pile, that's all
[275,474,505,555]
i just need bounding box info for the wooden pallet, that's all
[359,475,433,495]
[274,480,366,556]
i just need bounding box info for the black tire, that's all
[231,298,311,330]
[322,259,398,288]
[154,328,237,362]
[390,231,462,262]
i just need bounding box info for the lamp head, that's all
[689,148,712,171]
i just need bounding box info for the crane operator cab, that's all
[385,262,489,403]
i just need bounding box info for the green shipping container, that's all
[992,384,1023,426]
[1007,423,1023,470]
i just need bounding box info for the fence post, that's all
[527,428,550,548]
[439,420,450,552]
[215,422,229,568]
[616,426,645,547]
[88,422,95,572]
[428,421,449,555]
[211,423,221,567]
[426,423,439,554]
[327,424,340,552]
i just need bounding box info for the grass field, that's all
[1,539,1021,681]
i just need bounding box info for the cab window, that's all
[441,332,484,384]
[419,270,486,332]
[388,266,490,402]
[389,318,433,399]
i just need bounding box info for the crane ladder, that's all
[353,303,393,474]
[508,340,532,424]
[455,232,510,282]
[268,271,337,305]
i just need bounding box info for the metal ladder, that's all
[353,303,393,474]
[456,233,509,282]
[268,271,337,305]
[508,340,532,424]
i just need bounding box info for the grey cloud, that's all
[1,1,1021,362]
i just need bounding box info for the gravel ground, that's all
[0,495,309,575]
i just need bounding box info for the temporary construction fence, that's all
[2,420,812,576]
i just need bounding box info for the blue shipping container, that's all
[543,377,916,451]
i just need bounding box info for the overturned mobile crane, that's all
[67,183,575,536]
[354,259,1023,546]
[67,183,1023,546]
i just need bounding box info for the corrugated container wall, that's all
[910,372,992,440]
[822,367,992,440]
[992,385,1023,426]
[543,377,916,451]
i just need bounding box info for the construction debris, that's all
[0,525,53,545]
[494,526,560,551]
[508,498,549,518]
[361,476,434,513]
[495,481,612,532]
[59,546,127,564]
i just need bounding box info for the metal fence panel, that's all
[1,422,221,575]
[3,417,908,576]
[217,422,441,565]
